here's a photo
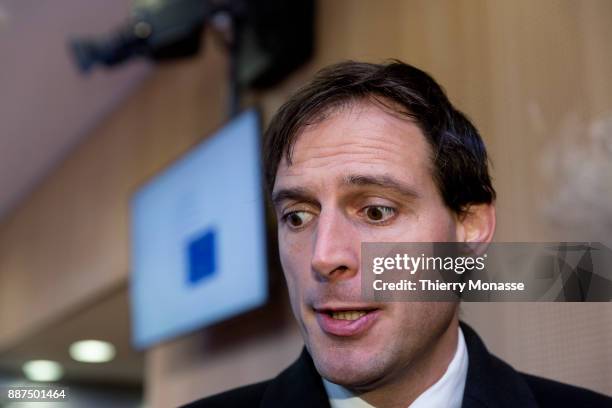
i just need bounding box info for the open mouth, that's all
[326,310,368,320]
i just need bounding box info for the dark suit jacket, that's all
[184,323,612,407]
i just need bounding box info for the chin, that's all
[308,338,389,389]
[317,359,387,390]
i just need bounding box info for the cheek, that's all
[391,302,457,345]
[279,226,314,265]
[278,236,315,331]
[279,233,312,294]
[414,206,457,241]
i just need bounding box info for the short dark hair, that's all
[263,60,496,214]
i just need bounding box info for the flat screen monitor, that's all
[130,109,268,349]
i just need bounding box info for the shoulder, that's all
[181,380,270,408]
[520,373,612,407]
[460,322,612,407]
[181,348,329,408]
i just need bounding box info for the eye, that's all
[363,206,396,224]
[282,211,314,229]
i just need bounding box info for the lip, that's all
[314,308,381,337]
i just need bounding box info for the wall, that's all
[0,35,226,351]
[0,1,610,407]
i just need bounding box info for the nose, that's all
[311,209,359,281]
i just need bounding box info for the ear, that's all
[455,203,496,254]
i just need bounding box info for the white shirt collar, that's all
[323,326,468,408]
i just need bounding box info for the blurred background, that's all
[0,0,611,407]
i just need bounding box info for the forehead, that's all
[274,102,434,193]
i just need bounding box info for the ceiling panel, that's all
[0,0,152,219]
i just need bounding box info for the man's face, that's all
[272,102,460,389]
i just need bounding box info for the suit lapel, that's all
[260,324,539,408]
[460,323,539,408]
[260,348,331,408]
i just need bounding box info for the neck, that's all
[353,317,460,408]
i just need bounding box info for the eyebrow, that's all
[271,187,318,209]
[271,174,420,209]
[342,174,420,200]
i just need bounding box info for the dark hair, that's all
[263,60,496,214]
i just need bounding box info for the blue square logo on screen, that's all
[187,228,217,285]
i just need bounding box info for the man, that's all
[186,61,611,407]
